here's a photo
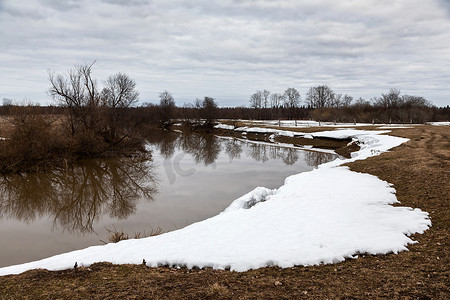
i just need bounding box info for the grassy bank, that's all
[0,125,448,299]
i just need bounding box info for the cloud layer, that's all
[1,0,449,106]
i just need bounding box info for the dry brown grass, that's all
[0,125,448,299]
[0,116,14,138]
[0,112,68,173]
[206,282,232,299]
[102,226,164,244]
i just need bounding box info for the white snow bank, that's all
[309,129,390,139]
[235,126,297,138]
[235,126,294,136]
[427,121,450,126]
[377,126,413,129]
[234,126,394,142]
[214,124,235,130]
[238,120,376,128]
[318,130,409,168]
[227,137,337,155]
[0,129,431,275]
[223,187,275,212]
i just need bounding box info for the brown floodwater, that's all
[0,131,339,268]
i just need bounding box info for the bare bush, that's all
[103,226,164,244]
[0,105,66,172]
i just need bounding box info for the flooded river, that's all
[0,131,339,267]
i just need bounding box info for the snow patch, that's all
[223,187,275,212]
[214,124,235,130]
[427,121,450,126]
[310,129,390,140]
[378,126,414,129]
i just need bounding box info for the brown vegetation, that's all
[0,125,448,299]
[0,64,147,173]
[0,108,67,173]
[102,226,164,244]
[0,107,145,173]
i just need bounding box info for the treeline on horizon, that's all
[2,87,449,124]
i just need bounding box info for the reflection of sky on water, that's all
[0,131,338,267]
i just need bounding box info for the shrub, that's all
[102,226,164,244]
[0,106,67,172]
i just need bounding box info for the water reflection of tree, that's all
[0,157,157,234]
[146,130,336,168]
[304,151,336,167]
[146,131,222,166]
[280,148,300,165]
[224,139,242,161]
[145,130,178,159]
[178,133,221,166]
[248,143,269,162]
[246,143,300,165]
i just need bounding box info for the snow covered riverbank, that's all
[0,129,431,276]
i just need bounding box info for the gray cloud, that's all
[0,0,449,107]
[436,0,450,15]
[39,0,81,12]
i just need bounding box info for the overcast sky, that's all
[1,0,449,107]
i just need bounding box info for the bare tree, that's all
[102,73,139,139]
[342,94,353,107]
[332,93,342,108]
[102,73,139,109]
[2,98,13,106]
[1,98,13,115]
[284,88,300,119]
[270,93,280,119]
[262,89,270,119]
[270,93,280,109]
[284,88,300,108]
[376,88,402,108]
[305,85,335,109]
[201,96,218,126]
[249,90,262,119]
[270,93,285,119]
[373,89,404,123]
[159,91,175,107]
[400,94,432,123]
[48,62,104,136]
[159,91,175,124]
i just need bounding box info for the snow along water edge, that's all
[0,129,431,275]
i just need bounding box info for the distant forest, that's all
[1,62,449,127]
[2,86,449,124]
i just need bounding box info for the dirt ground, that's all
[0,125,448,299]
